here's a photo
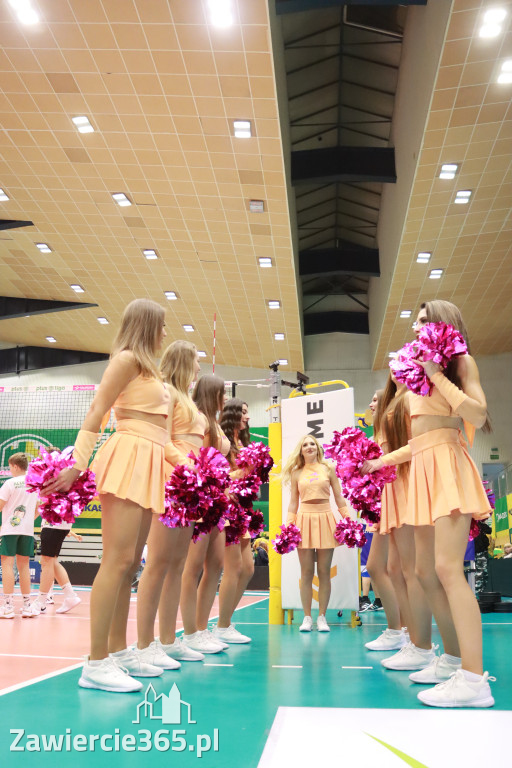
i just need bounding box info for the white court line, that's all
[203,663,234,667]
[0,653,82,661]
[0,663,83,697]
[342,666,373,670]
[272,665,302,669]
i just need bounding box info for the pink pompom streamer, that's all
[225,502,251,545]
[272,523,302,554]
[235,442,274,483]
[334,517,367,548]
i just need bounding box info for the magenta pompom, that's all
[247,508,265,539]
[390,322,467,396]
[160,446,230,529]
[468,518,480,542]
[236,442,274,483]
[225,502,251,545]
[272,523,302,554]
[26,447,96,525]
[191,492,229,542]
[334,517,367,549]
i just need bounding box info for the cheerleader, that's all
[136,340,210,661]
[213,398,254,644]
[282,434,349,632]
[364,387,410,651]
[43,299,169,692]
[363,300,494,707]
[179,375,231,653]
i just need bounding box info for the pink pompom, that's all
[468,518,481,542]
[225,502,251,545]
[272,523,302,554]
[26,447,96,525]
[236,442,274,483]
[334,517,367,548]
[192,492,229,542]
[247,508,265,539]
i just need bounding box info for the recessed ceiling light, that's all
[112,192,132,207]
[439,163,458,179]
[0,188,9,201]
[183,324,194,332]
[497,59,512,84]
[249,200,265,213]
[208,0,233,27]
[70,284,84,293]
[417,252,431,263]
[278,359,288,366]
[72,115,94,133]
[400,310,412,318]
[274,332,285,340]
[197,351,207,358]
[8,0,39,24]
[454,190,472,204]
[97,317,109,325]
[480,8,507,37]
[46,336,57,343]
[143,249,158,260]
[36,242,51,253]
[259,257,272,268]
[164,291,178,300]
[268,300,281,309]
[429,269,444,279]
[233,120,251,138]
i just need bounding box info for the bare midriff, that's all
[114,407,168,430]
[411,414,461,438]
[302,498,327,504]
[171,433,204,449]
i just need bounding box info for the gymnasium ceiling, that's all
[0,0,511,373]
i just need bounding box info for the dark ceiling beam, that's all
[0,219,34,230]
[277,0,426,13]
[304,310,369,335]
[0,296,97,320]
[0,346,109,376]
[291,146,396,186]
[300,246,380,278]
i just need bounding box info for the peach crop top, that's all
[171,399,206,440]
[203,425,230,457]
[114,374,170,416]
[298,463,331,501]
[409,385,457,418]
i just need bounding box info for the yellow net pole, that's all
[268,420,284,625]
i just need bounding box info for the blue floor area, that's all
[1,599,511,768]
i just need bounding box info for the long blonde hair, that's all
[282,434,330,486]
[160,340,198,422]
[111,298,164,378]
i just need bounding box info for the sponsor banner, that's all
[0,385,98,393]
[494,496,509,533]
[280,388,358,610]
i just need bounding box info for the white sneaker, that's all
[213,624,251,644]
[204,628,229,650]
[299,616,313,632]
[418,669,495,708]
[79,656,143,692]
[183,631,224,654]
[47,593,55,605]
[110,648,163,678]
[135,641,181,670]
[402,627,410,643]
[381,642,437,670]
[158,636,204,662]
[22,602,40,618]
[317,615,330,632]
[56,594,81,614]
[0,604,15,619]
[365,628,407,651]
[409,654,462,684]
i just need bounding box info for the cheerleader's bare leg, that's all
[367,532,401,630]
[392,524,432,648]
[316,548,334,616]
[196,527,226,631]
[297,548,315,616]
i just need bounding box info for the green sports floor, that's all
[1,597,511,768]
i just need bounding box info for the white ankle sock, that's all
[444,653,461,665]
[388,629,402,635]
[62,582,74,598]
[462,669,483,682]
[22,594,31,604]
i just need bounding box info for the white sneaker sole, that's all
[56,597,81,614]
[215,637,251,644]
[0,614,15,619]
[366,641,406,651]
[299,626,312,632]
[78,677,142,693]
[418,692,495,708]
[409,670,457,684]
[317,627,330,632]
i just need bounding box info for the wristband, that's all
[431,371,467,413]
[380,445,412,466]
[72,430,99,471]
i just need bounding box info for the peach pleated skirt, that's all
[92,419,168,516]
[380,470,409,534]
[297,502,339,549]
[406,428,491,526]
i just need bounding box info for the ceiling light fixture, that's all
[36,242,51,253]
[278,359,288,366]
[72,115,94,134]
[97,317,109,325]
[197,351,207,358]
[8,0,39,24]
[70,284,84,293]
[233,120,251,138]
[439,163,458,180]
[454,190,472,204]
[208,0,233,27]
[112,192,132,207]
[400,310,412,318]
[429,269,444,279]
[274,333,285,340]
[46,336,57,343]
[480,8,507,37]
[417,251,431,263]
[0,188,9,201]
[143,249,158,260]
[268,300,281,309]
[497,59,512,84]
[258,257,272,268]
[164,291,178,300]
[249,200,265,213]
[183,324,194,332]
